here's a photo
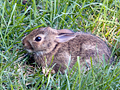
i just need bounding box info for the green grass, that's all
[0,0,120,89]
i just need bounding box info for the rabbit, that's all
[22,27,113,74]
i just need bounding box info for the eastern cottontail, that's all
[22,27,113,74]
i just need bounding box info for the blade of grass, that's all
[32,0,37,19]
[65,73,70,90]
[90,57,95,90]
[77,56,81,90]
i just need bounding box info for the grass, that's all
[0,0,120,89]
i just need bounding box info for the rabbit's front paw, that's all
[42,67,55,76]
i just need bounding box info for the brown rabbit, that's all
[22,27,113,74]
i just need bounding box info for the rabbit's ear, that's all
[55,33,76,43]
[57,29,74,35]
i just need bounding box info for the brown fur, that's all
[22,27,113,73]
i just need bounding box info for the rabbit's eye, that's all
[35,37,41,42]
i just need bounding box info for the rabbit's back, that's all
[55,32,113,70]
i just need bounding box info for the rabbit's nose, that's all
[22,41,25,46]
[22,39,34,50]
[22,39,26,46]
[23,40,29,47]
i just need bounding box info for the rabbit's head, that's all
[22,27,75,54]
